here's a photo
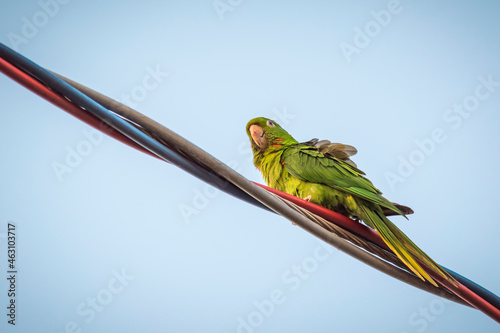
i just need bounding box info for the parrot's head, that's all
[246,117,297,156]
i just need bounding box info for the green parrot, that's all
[246,117,455,287]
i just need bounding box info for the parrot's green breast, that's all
[261,146,357,217]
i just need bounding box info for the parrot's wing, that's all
[384,203,414,216]
[283,145,404,216]
[301,138,361,171]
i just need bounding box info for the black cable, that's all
[2,42,500,313]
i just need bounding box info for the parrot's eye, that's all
[266,120,275,127]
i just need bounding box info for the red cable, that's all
[2,56,500,323]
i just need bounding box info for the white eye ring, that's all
[266,120,275,127]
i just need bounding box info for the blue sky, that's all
[1,1,500,332]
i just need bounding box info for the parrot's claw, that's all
[293,195,312,225]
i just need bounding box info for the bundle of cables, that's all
[1,42,499,323]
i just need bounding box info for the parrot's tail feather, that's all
[357,203,457,288]
[359,205,436,286]
[384,219,458,286]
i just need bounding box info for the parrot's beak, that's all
[249,124,268,150]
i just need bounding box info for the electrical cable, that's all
[2,42,500,323]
